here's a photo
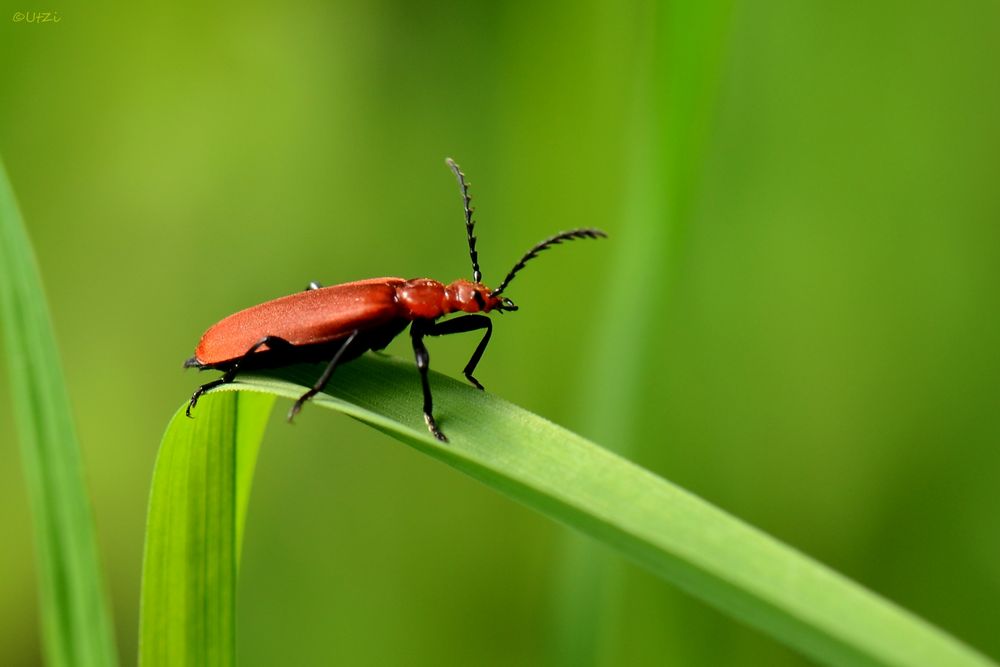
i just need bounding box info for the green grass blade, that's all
[139,391,273,667]
[191,356,990,667]
[0,158,119,667]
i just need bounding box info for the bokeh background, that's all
[2,1,999,665]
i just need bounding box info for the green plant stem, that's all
[139,391,273,667]
[0,158,118,667]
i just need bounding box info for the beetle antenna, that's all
[445,158,482,284]
[490,228,607,297]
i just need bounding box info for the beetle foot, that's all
[287,399,306,423]
[425,414,448,442]
[465,374,485,391]
[186,393,201,418]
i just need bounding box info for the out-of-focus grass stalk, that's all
[557,1,735,663]
[0,158,119,667]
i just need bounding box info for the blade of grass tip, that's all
[139,390,273,667]
[559,2,736,664]
[216,358,994,667]
[0,157,118,667]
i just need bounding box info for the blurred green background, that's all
[2,1,999,665]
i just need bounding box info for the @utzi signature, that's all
[12,11,61,23]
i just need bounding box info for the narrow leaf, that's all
[139,391,274,667]
[201,356,991,667]
[0,158,118,667]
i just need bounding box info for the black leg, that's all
[424,315,492,390]
[411,321,447,442]
[186,335,293,417]
[186,376,232,416]
[305,281,323,291]
[287,330,359,422]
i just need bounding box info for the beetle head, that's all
[445,279,513,313]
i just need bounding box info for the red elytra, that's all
[185,159,606,442]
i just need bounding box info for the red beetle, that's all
[185,158,606,441]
